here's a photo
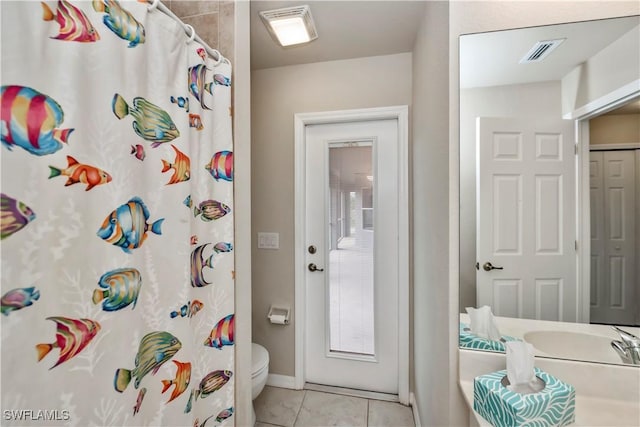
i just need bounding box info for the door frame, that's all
[564,79,639,323]
[293,106,409,404]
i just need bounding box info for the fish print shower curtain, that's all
[1,1,235,426]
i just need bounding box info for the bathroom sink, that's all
[524,330,621,364]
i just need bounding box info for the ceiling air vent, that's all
[259,5,318,47]
[519,38,565,63]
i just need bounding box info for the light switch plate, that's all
[258,232,279,249]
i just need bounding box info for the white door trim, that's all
[573,85,640,323]
[294,106,409,404]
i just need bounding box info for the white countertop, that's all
[459,349,640,427]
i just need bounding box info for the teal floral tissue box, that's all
[474,368,575,427]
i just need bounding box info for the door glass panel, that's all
[328,143,374,355]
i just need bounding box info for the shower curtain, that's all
[1,1,234,426]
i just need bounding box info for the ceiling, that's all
[250,1,426,70]
[460,16,639,89]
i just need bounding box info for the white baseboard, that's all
[266,374,296,389]
[410,392,421,427]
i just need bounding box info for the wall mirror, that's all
[459,16,640,366]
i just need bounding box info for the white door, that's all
[476,117,577,321]
[590,150,637,325]
[304,119,399,393]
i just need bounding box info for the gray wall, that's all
[251,52,412,377]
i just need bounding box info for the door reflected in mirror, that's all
[459,16,640,366]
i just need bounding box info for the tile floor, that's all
[254,386,415,427]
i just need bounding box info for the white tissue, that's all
[506,341,535,388]
[465,305,502,341]
[269,314,287,324]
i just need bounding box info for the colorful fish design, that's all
[204,314,234,349]
[36,317,101,369]
[97,197,164,253]
[170,300,204,319]
[1,287,40,316]
[161,360,191,403]
[48,155,112,191]
[1,85,73,156]
[215,407,234,423]
[188,64,213,110]
[205,150,233,182]
[133,387,146,416]
[92,268,142,311]
[131,144,145,161]
[41,0,100,42]
[183,195,193,208]
[161,144,190,185]
[213,242,233,253]
[193,370,233,401]
[92,0,145,47]
[213,74,231,87]
[114,331,182,392]
[188,113,203,131]
[112,94,180,147]
[194,199,230,222]
[190,235,198,245]
[1,194,36,240]
[170,96,189,112]
[196,48,206,61]
[191,244,214,288]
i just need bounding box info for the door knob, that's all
[483,262,503,272]
[308,263,324,272]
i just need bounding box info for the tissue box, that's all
[459,323,519,352]
[474,368,575,427]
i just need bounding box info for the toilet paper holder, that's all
[267,306,290,325]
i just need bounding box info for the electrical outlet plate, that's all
[258,232,279,249]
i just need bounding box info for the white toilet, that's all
[251,343,270,426]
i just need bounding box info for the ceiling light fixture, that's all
[259,5,318,47]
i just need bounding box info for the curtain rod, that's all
[144,0,230,65]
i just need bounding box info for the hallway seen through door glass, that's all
[328,143,374,355]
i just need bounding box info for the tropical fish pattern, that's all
[194,199,230,222]
[92,0,145,48]
[188,113,203,131]
[161,360,191,403]
[1,193,36,240]
[213,242,233,253]
[215,407,234,423]
[92,268,142,311]
[161,144,190,185]
[188,64,213,110]
[205,150,233,182]
[204,314,234,350]
[131,143,145,161]
[196,48,206,62]
[1,287,40,316]
[170,300,203,319]
[193,370,232,401]
[1,85,73,156]
[48,155,112,191]
[36,317,101,369]
[195,407,233,427]
[41,0,100,42]
[191,243,214,288]
[114,331,182,392]
[213,74,231,87]
[112,94,180,147]
[170,96,189,112]
[133,387,146,416]
[2,1,235,422]
[97,197,164,253]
